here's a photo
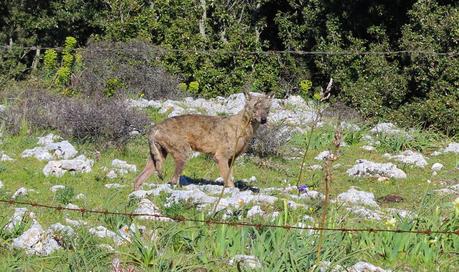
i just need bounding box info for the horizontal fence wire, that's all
[0,45,457,56]
[1,199,458,236]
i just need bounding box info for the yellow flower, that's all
[385,218,396,228]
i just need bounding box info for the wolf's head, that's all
[244,92,274,124]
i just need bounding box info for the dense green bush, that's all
[0,0,458,134]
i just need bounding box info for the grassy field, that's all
[0,111,458,271]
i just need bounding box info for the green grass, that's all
[0,122,458,271]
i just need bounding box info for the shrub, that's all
[43,36,83,92]
[76,40,184,100]
[5,88,150,145]
[247,123,291,158]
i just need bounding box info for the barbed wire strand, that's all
[0,45,457,56]
[1,199,458,236]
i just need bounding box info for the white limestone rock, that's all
[247,205,264,218]
[346,159,407,179]
[348,261,390,272]
[89,226,124,245]
[12,221,61,256]
[12,187,31,199]
[105,183,126,189]
[134,198,170,221]
[228,255,262,269]
[337,188,379,208]
[315,150,332,161]
[431,163,444,172]
[43,155,93,177]
[111,159,137,175]
[384,150,428,168]
[5,208,29,231]
[50,185,66,192]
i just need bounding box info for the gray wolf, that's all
[134,92,273,190]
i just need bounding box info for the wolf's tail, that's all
[148,128,164,180]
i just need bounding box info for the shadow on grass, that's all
[178,176,260,193]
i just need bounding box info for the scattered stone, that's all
[127,98,162,109]
[46,141,78,160]
[348,261,390,272]
[247,205,264,218]
[49,223,75,236]
[43,155,94,177]
[228,255,262,269]
[134,198,170,221]
[383,150,427,168]
[346,206,384,221]
[111,159,137,174]
[370,123,402,135]
[98,244,115,251]
[346,159,407,179]
[165,185,278,212]
[128,184,173,199]
[431,163,444,172]
[290,190,324,201]
[0,152,14,161]
[310,164,323,171]
[22,147,53,161]
[377,177,388,182]
[432,142,459,156]
[50,185,66,192]
[65,203,80,210]
[65,218,88,227]
[12,221,61,256]
[443,142,459,154]
[5,208,29,231]
[362,145,375,151]
[385,208,414,219]
[12,187,30,199]
[434,184,459,196]
[37,133,61,145]
[75,193,86,199]
[315,150,332,161]
[337,188,379,208]
[341,122,361,132]
[22,134,78,161]
[302,215,315,223]
[106,170,118,179]
[89,226,124,245]
[105,183,126,189]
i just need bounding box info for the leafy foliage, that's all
[0,0,458,134]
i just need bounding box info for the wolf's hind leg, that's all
[169,144,191,186]
[153,144,167,180]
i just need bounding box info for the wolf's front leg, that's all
[216,156,235,188]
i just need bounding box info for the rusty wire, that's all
[0,45,457,56]
[1,199,457,236]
